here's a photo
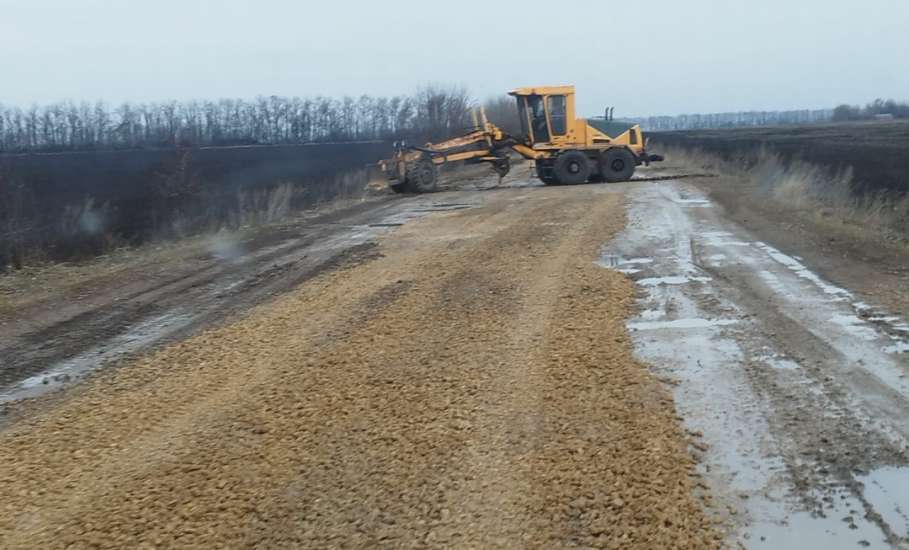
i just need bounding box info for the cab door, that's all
[526,95,550,144]
[546,94,569,145]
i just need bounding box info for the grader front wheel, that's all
[553,151,591,185]
[405,158,438,193]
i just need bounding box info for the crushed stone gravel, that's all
[0,186,720,548]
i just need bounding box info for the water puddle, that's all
[859,466,909,539]
[756,242,853,300]
[702,232,754,247]
[602,182,909,549]
[883,342,909,355]
[675,198,713,206]
[412,203,473,212]
[628,318,738,331]
[638,309,665,321]
[870,315,904,324]
[0,312,194,404]
[637,275,712,286]
[755,245,909,356]
[829,314,882,342]
[674,192,713,207]
[597,255,655,275]
[598,255,653,267]
[749,501,886,549]
[755,355,801,370]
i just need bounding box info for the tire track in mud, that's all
[609,181,909,548]
[0,228,344,387]
[697,255,909,546]
[0,196,408,392]
[0,186,719,548]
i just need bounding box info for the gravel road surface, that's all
[0,177,719,548]
[5,166,906,548]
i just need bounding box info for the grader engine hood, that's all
[586,119,638,139]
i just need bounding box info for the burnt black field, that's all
[650,120,909,196]
[0,142,390,269]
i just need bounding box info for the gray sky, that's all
[2,0,907,117]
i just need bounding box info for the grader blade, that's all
[366,163,391,192]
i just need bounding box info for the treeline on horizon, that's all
[633,98,909,131]
[832,99,909,122]
[3,86,905,153]
[0,85,519,154]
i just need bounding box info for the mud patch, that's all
[602,180,909,548]
[0,195,476,404]
[0,312,194,404]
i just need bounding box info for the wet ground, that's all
[0,194,487,404]
[603,180,909,548]
[3,165,909,548]
[0,172,721,548]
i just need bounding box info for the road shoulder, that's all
[692,175,909,316]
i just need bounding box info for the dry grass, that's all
[660,145,909,245]
[0,172,390,321]
[2,163,378,273]
[0,236,209,317]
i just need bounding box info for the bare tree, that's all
[0,84,486,152]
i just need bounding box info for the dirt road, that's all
[605,180,909,548]
[0,172,719,548]
[0,193,479,402]
[3,165,908,548]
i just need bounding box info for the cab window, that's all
[547,95,567,136]
[516,97,530,139]
[527,95,550,143]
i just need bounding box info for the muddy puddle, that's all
[0,312,195,404]
[1,197,482,406]
[601,181,909,548]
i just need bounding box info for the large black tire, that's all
[552,151,591,185]
[535,160,557,185]
[600,149,636,183]
[405,157,438,193]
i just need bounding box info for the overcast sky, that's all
[1,0,907,117]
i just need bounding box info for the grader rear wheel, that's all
[600,149,636,183]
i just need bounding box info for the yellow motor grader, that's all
[377,85,662,193]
